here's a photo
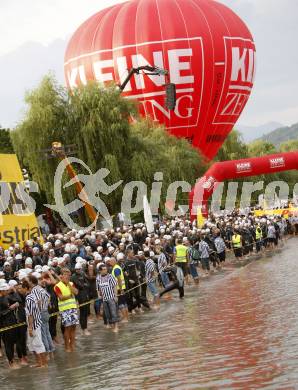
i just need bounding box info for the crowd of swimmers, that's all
[0,211,297,369]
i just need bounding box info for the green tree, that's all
[248,139,276,157]
[279,139,298,153]
[11,75,204,219]
[0,127,14,153]
[216,130,248,161]
[247,140,298,199]
[11,76,69,203]
[213,130,248,208]
[278,140,298,195]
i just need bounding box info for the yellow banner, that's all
[254,207,298,218]
[0,154,42,249]
[0,154,23,182]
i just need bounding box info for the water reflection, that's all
[1,240,298,389]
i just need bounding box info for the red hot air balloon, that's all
[64,0,256,160]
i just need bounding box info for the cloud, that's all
[0,0,126,56]
[223,0,298,126]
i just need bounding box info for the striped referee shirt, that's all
[214,237,226,254]
[25,293,42,330]
[157,252,168,273]
[32,285,50,311]
[199,240,210,259]
[145,258,156,283]
[96,274,117,301]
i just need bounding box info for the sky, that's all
[0,0,297,129]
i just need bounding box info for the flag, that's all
[143,195,154,233]
[197,207,205,228]
[165,199,175,213]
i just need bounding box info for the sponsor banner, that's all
[254,207,298,218]
[0,154,42,249]
[0,214,42,246]
[236,161,252,174]
[269,157,285,169]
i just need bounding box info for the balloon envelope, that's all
[65,0,256,160]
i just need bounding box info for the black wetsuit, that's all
[0,296,17,363]
[160,266,184,299]
[8,291,27,359]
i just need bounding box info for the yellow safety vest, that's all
[56,281,77,312]
[112,264,126,290]
[256,228,262,240]
[232,235,242,248]
[175,245,188,263]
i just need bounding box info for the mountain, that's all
[259,123,298,147]
[237,122,284,143]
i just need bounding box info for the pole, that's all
[62,156,98,223]
[50,141,98,224]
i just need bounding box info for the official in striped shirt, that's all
[22,278,47,368]
[31,280,50,311]
[145,251,160,308]
[198,237,211,276]
[156,247,170,287]
[30,274,55,354]
[96,265,119,333]
[214,232,226,264]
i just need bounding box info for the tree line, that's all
[0,75,297,218]
[1,76,204,221]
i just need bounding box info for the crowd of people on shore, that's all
[0,210,296,369]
